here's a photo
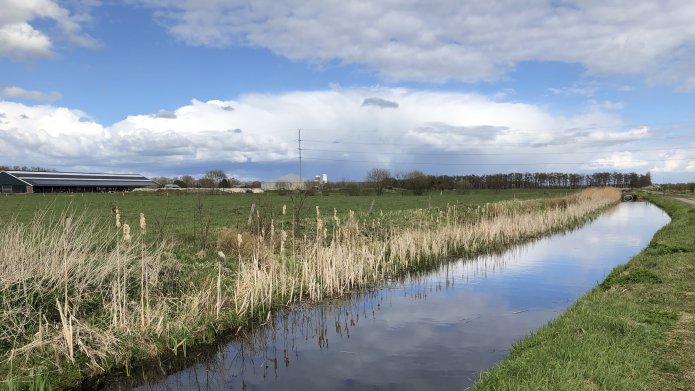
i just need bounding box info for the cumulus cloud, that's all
[0,88,689,179]
[0,84,62,101]
[586,152,648,170]
[136,1,695,88]
[362,97,398,109]
[651,151,693,173]
[0,0,97,59]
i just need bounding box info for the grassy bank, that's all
[471,194,695,390]
[0,189,616,389]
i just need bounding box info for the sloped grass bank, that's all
[471,195,695,390]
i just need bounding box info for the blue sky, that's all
[1,1,694,182]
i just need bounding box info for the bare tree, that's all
[366,168,392,195]
[180,175,196,188]
[204,170,227,188]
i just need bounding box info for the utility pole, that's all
[298,129,302,190]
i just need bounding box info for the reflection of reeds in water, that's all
[119,289,385,389]
[116,234,548,389]
[230,188,620,318]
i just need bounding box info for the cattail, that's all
[115,208,121,228]
[139,213,146,234]
[280,230,287,254]
[282,204,286,215]
[316,206,320,218]
[237,233,243,247]
[123,224,131,241]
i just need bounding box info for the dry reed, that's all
[0,211,221,384]
[228,188,621,317]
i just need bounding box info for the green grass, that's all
[0,188,572,251]
[471,194,695,390]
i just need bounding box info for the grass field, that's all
[471,193,695,390]
[3,188,625,390]
[0,188,574,254]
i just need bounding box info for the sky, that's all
[0,1,694,183]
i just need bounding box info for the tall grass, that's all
[0,213,221,387]
[228,188,621,316]
[0,188,619,387]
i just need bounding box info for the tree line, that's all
[151,170,260,189]
[363,169,652,195]
[0,165,56,172]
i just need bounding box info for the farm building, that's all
[261,173,308,191]
[0,170,158,193]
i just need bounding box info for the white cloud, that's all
[137,1,695,87]
[0,84,62,101]
[0,0,97,59]
[0,88,687,178]
[586,152,648,170]
[651,151,693,173]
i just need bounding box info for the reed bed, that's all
[0,213,222,388]
[0,188,619,388]
[229,188,621,317]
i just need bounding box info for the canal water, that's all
[110,202,668,390]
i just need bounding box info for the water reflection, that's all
[107,202,668,391]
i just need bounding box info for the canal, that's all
[98,202,670,390]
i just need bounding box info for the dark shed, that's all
[0,171,33,193]
[0,171,158,193]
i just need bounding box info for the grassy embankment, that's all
[0,188,618,389]
[472,194,695,390]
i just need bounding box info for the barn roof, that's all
[2,171,158,187]
[271,173,308,183]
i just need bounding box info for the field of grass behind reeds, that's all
[0,189,572,252]
[0,188,619,389]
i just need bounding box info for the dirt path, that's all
[673,197,695,206]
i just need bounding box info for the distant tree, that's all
[366,168,392,195]
[180,175,196,188]
[197,178,216,188]
[151,176,171,187]
[219,178,231,189]
[0,165,55,172]
[403,170,431,195]
[173,179,187,188]
[204,170,227,188]
[636,172,652,188]
[228,176,241,187]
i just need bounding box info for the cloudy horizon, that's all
[1,1,694,183]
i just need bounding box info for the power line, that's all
[298,129,302,183]
[299,135,688,148]
[302,145,695,157]
[301,156,694,167]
